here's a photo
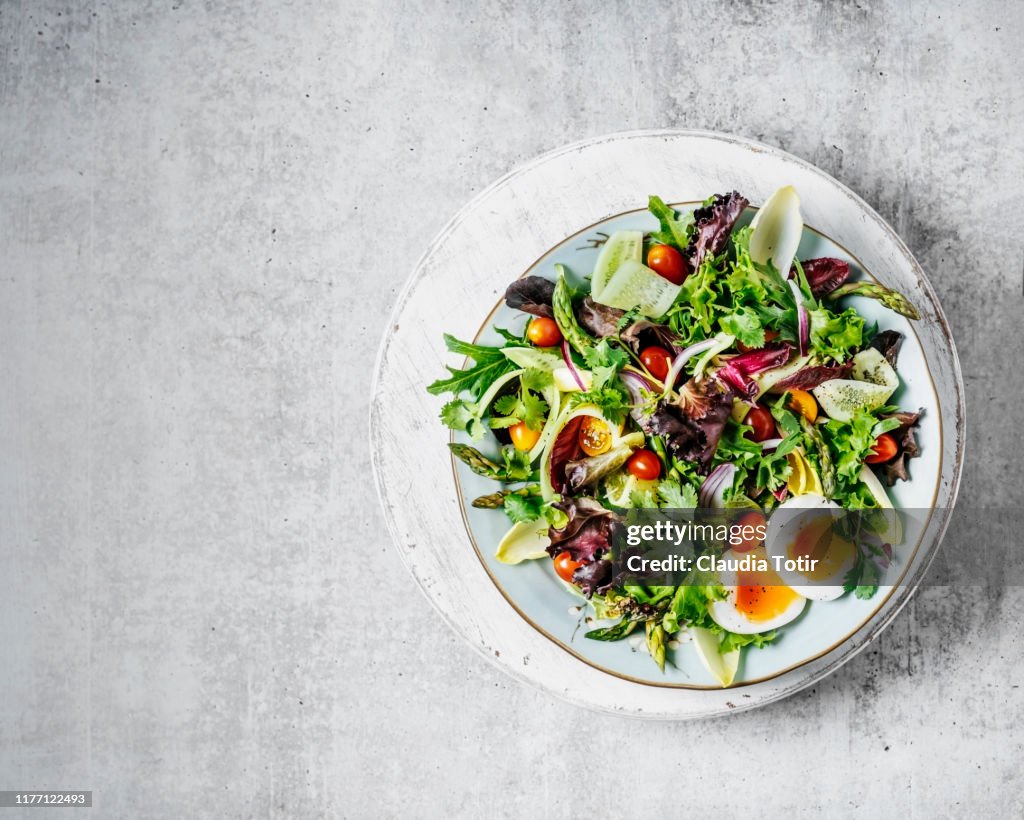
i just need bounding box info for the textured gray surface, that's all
[1,1,1023,817]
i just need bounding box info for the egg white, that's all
[764,494,856,601]
[707,548,807,635]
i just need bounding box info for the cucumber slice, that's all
[595,259,680,317]
[852,348,899,395]
[502,347,562,371]
[592,230,643,299]
[755,355,812,394]
[527,383,563,463]
[812,379,893,423]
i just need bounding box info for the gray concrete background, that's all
[1,1,1022,817]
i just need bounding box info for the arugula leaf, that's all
[648,196,694,250]
[427,334,517,399]
[769,396,803,438]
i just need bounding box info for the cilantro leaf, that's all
[657,478,698,509]
[440,399,487,440]
[583,340,629,390]
[503,492,545,523]
[567,384,631,424]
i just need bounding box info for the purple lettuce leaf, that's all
[877,408,922,485]
[686,191,749,272]
[799,257,851,298]
[504,276,555,318]
[772,361,854,391]
[869,330,904,367]
[640,378,735,474]
[576,297,623,338]
[715,343,793,398]
[546,503,616,564]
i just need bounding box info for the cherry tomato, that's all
[647,244,688,285]
[639,346,673,381]
[786,389,818,422]
[526,317,563,347]
[578,417,612,456]
[745,405,777,443]
[510,421,541,451]
[553,551,582,583]
[732,510,767,553]
[865,432,898,464]
[627,449,661,480]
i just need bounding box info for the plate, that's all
[370,131,964,718]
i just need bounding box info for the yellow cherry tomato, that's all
[578,417,612,456]
[510,421,542,451]
[786,389,818,422]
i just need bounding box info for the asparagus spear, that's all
[827,282,920,320]
[552,265,594,355]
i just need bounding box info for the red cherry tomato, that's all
[526,317,563,347]
[627,449,662,480]
[732,511,767,553]
[639,346,673,381]
[647,244,688,285]
[745,406,777,443]
[553,551,582,583]
[865,432,898,464]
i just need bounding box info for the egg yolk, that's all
[787,515,856,581]
[734,551,799,622]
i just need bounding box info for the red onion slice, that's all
[664,337,719,388]
[561,339,586,390]
[699,463,736,509]
[760,438,784,452]
[619,370,655,424]
[789,280,809,357]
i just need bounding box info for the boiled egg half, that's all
[764,494,858,601]
[708,546,806,635]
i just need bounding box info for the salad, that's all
[428,186,923,686]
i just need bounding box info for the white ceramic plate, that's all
[370,131,964,718]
